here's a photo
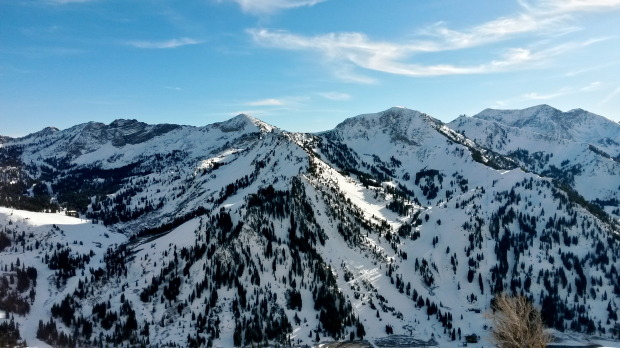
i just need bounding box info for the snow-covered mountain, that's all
[469,104,620,156]
[450,104,620,221]
[0,106,618,347]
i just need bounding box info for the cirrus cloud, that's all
[219,0,326,14]
[248,29,593,78]
[246,98,286,106]
[526,0,620,13]
[248,0,619,81]
[318,92,351,101]
[45,0,97,4]
[126,37,202,49]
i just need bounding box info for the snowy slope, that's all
[313,107,620,344]
[0,207,126,347]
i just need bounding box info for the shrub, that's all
[487,293,552,348]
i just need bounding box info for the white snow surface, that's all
[0,207,126,347]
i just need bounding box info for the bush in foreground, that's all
[487,293,552,348]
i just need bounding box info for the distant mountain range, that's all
[0,104,618,347]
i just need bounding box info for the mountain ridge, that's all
[9,104,619,145]
[450,106,620,212]
[473,104,620,153]
[0,105,618,347]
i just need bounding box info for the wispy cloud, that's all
[246,98,286,106]
[580,81,602,92]
[126,38,201,49]
[565,61,620,76]
[164,86,182,91]
[530,0,620,13]
[599,86,620,105]
[333,65,376,84]
[245,96,309,109]
[249,29,596,78]
[219,0,326,14]
[496,81,606,106]
[422,0,620,48]
[522,90,569,100]
[523,82,603,100]
[410,2,619,52]
[421,0,620,49]
[46,0,97,4]
[318,92,351,101]
[248,0,620,81]
[419,14,573,51]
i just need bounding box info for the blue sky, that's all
[1,0,620,136]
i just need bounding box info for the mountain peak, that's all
[42,126,60,133]
[477,104,560,122]
[472,105,620,151]
[329,107,445,148]
[21,126,60,140]
[381,106,440,121]
[336,106,439,129]
[384,106,409,112]
[232,113,261,126]
[215,113,275,133]
[567,107,586,113]
[527,103,558,112]
[109,118,142,128]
